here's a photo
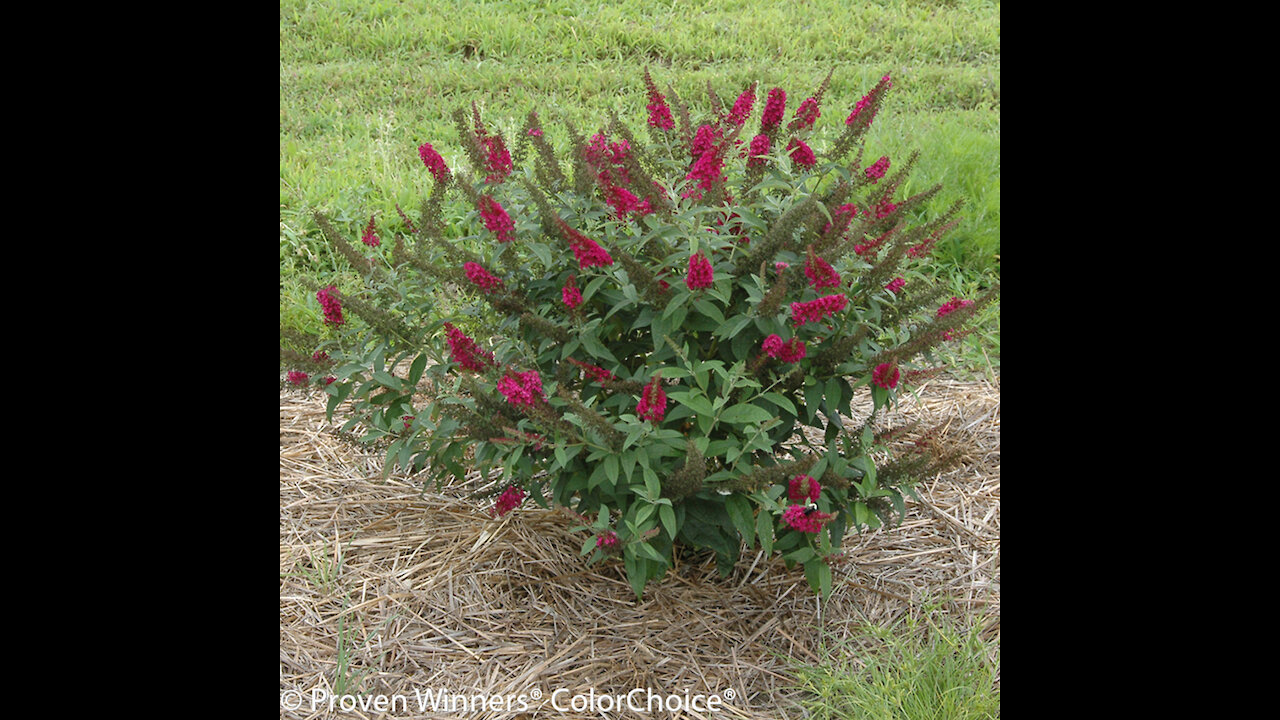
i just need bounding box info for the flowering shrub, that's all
[286,70,997,600]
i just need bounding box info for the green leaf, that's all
[659,504,677,538]
[853,501,869,529]
[643,466,660,499]
[714,314,754,340]
[635,502,655,527]
[584,276,608,302]
[787,547,816,564]
[657,367,693,380]
[704,439,738,457]
[373,369,402,390]
[725,494,756,548]
[603,455,619,487]
[691,298,725,326]
[719,403,774,425]
[625,552,646,601]
[804,381,822,424]
[621,451,637,481]
[871,384,889,411]
[824,377,843,416]
[891,490,907,522]
[810,455,829,482]
[662,292,687,320]
[676,392,714,419]
[756,509,774,555]
[529,242,552,268]
[579,332,620,365]
[667,305,688,335]
[804,559,832,599]
[762,392,796,416]
[408,354,427,386]
[637,541,666,563]
[325,381,352,422]
[588,461,609,490]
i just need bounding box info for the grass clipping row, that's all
[280,374,1000,719]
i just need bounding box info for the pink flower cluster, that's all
[637,373,666,423]
[686,252,713,290]
[464,261,503,293]
[854,230,891,260]
[559,220,614,269]
[763,334,806,363]
[596,530,619,549]
[937,296,975,340]
[396,203,416,235]
[645,76,675,130]
[788,474,821,502]
[361,214,380,247]
[562,274,583,309]
[907,235,937,259]
[822,203,858,237]
[477,195,515,243]
[683,144,726,200]
[725,85,755,126]
[444,322,494,372]
[872,362,900,389]
[491,485,526,518]
[761,88,786,129]
[804,251,841,289]
[783,504,834,533]
[937,296,974,318]
[583,133,653,220]
[585,133,631,175]
[568,357,615,384]
[747,134,770,168]
[885,277,906,293]
[481,134,513,184]
[873,196,898,219]
[605,185,651,220]
[845,74,892,130]
[865,155,890,183]
[791,293,847,326]
[418,142,450,184]
[497,369,545,409]
[317,285,344,326]
[787,96,821,131]
[787,137,816,169]
[287,370,309,386]
[691,124,723,162]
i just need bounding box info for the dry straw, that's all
[280,372,999,719]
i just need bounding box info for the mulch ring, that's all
[280,374,999,719]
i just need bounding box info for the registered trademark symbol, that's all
[530,688,542,700]
[723,688,736,700]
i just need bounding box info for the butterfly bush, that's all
[293,69,998,600]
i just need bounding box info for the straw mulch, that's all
[280,373,1000,719]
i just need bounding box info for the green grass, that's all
[280,0,1000,371]
[790,606,1000,719]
